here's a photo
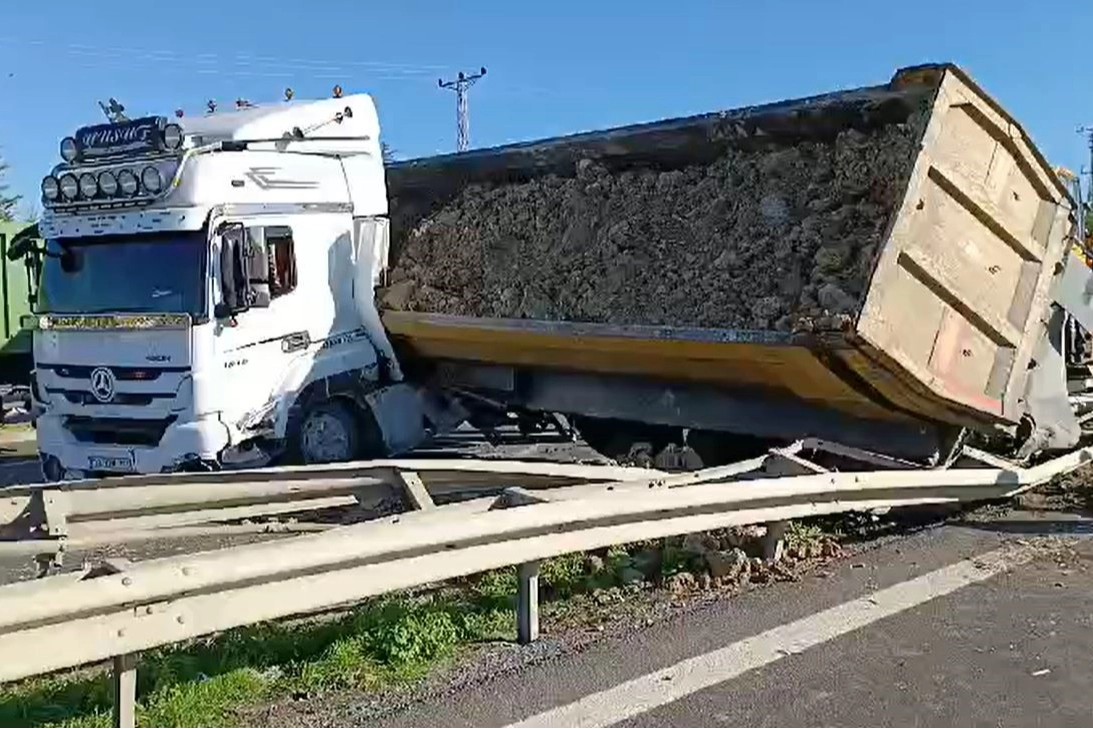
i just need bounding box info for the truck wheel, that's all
[295,400,361,465]
[572,416,676,462]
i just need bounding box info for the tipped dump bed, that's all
[381,64,1074,434]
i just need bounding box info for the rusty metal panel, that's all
[856,67,1073,425]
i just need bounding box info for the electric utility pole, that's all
[1081,126,1093,203]
[1079,125,1093,242]
[439,67,486,152]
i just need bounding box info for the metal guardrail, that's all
[0,459,667,563]
[0,441,1089,726]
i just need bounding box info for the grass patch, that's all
[0,544,653,727]
[0,522,837,726]
[0,594,513,727]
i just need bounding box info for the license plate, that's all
[88,455,135,472]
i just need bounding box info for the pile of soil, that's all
[382,115,926,332]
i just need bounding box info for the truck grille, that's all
[37,363,187,381]
[48,389,169,406]
[64,416,176,447]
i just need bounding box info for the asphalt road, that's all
[381,511,1093,727]
[0,458,38,487]
[0,427,39,487]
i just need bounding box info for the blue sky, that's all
[1,0,1090,209]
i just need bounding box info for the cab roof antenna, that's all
[98,97,129,124]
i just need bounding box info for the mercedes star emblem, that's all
[89,366,117,403]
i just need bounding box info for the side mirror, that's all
[7,237,33,262]
[6,225,41,262]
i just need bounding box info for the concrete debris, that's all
[705,547,750,580]
[666,572,697,595]
[719,525,768,550]
[750,558,771,583]
[384,115,924,332]
[682,532,721,556]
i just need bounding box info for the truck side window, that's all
[264,226,297,299]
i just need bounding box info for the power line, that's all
[0,36,449,76]
[439,67,486,152]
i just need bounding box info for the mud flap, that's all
[363,382,428,455]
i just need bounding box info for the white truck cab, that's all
[29,94,429,479]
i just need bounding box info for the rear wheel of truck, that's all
[572,416,677,465]
[294,400,362,465]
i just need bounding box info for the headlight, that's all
[41,176,60,201]
[78,173,98,199]
[59,174,79,201]
[98,171,118,197]
[59,137,78,163]
[163,123,184,150]
[141,166,164,194]
[117,169,139,196]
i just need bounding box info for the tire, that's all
[292,400,362,465]
[572,416,676,461]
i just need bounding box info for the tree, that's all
[15,200,39,224]
[0,153,19,221]
[381,141,396,165]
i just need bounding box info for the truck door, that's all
[210,214,348,437]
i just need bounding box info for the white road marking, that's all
[509,544,1038,728]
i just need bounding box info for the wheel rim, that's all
[300,410,353,463]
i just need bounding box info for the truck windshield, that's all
[38,231,207,317]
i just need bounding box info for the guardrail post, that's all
[762,520,788,561]
[517,560,540,644]
[112,653,138,728]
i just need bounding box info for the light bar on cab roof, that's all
[117,169,139,196]
[98,171,118,197]
[41,114,186,208]
[41,176,59,202]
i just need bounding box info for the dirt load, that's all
[381,65,1077,432]
[382,111,927,332]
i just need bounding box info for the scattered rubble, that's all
[704,548,749,580]
[383,113,927,332]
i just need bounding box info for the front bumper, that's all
[36,412,232,479]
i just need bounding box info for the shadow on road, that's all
[953,515,1093,536]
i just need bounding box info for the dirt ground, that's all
[382,109,927,333]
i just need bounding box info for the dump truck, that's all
[381,63,1088,465]
[23,62,1089,479]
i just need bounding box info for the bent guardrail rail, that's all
[0,442,1088,725]
[0,459,668,558]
